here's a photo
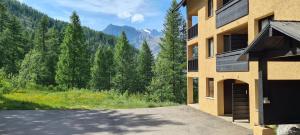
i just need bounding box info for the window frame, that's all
[208,0,214,17]
[207,38,214,58]
[258,15,274,32]
[206,78,214,98]
[192,45,198,59]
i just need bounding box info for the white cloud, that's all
[131,14,144,23]
[54,0,154,23]
[118,12,132,19]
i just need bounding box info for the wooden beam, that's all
[258,59,267,125]
[263,48,300,59]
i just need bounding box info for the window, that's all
[259,15,274,32]
[192,45,198,59]
[208,0,213,17]
[224,34,248,52]
[207,38,214,58]
[207,78,214,98]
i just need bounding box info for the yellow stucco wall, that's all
[185,0,300,134]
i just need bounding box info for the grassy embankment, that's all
[0,88,177,110]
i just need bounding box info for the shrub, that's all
[0,70,14,94]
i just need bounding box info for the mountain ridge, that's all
[1,0,116,54]
[103,24,162,56]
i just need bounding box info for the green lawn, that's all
[0,89,177,110]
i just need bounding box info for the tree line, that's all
[0,0,187,103]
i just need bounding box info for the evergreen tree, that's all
[1,15,24,75]
[90,46,113,90]
[45,28,60,85]
[18,17,50,85]
[56,12,90,88]
[0,3,8,69]
[113,32,137,93]
[137,40,154,92]
[18,49,46,86]
[34,17,48,52]
[148,0,186,103]
[0,3,9,33]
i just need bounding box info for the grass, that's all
[0,89,178,110]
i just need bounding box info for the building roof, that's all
[238,21,300,60]
[271,21,300,41]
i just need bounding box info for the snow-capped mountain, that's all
[103,24,162,56]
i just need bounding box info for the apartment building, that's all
[176,0,300,134]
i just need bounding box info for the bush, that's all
[0,70,15,94]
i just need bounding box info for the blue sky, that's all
[18,0,185,31]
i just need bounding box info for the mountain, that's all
[103,24,162,56]
[1,0,116,54]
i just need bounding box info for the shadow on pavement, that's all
[0,107,184,135]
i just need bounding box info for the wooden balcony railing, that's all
[216,48,249,72]
[216,0,249,28]
[188,24,198,40]
[188,58,198,72]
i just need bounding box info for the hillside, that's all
[103,24,162,56]
[0,0,116,53]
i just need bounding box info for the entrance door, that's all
[232,84,249,122]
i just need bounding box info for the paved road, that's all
[0,106,252,135]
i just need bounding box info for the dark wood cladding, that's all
[216,48,249,72]
[232,84,250,122]
[188,24,198,40]
[263,80,300,125]
[216,0,249,28]
[188,58,198,72]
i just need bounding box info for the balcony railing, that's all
[188,24,198,40]
[216,48,248,72]
[188,58,198,72]
[216,0,249,28]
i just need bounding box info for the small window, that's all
[207,38,214,58]
[259,15,274,32]
[208,0,213,17]
[207,78,214,98]
[192,45,198,59]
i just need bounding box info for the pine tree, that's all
[0,3,9,33]
[113,32,137,93]
[148,0,186,103]
[1,15,24,75]
[18,17,50,85]
[45,28,60,85]
[56,12,90,88]
[0,3,7,69]
[137,40,154,92]
[90,46,113,90]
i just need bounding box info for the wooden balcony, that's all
[216,0,249,28]
[188,24,198,40]
[188,58,198,72]
[216,48,248,72]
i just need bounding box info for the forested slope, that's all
[0,0,116,53]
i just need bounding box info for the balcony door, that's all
[224,34,248,52]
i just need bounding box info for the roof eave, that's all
[173,0,187,12]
